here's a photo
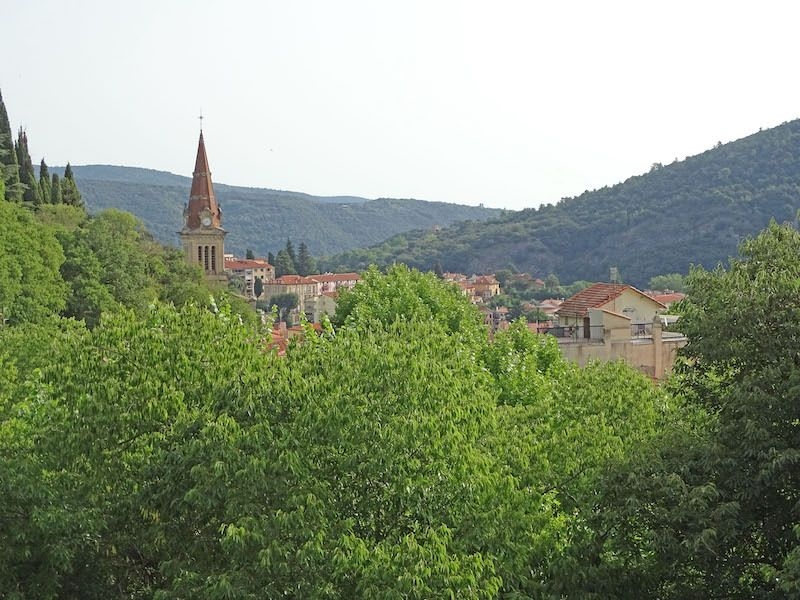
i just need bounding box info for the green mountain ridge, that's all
[49,164,501,257]
[320,119,800,287]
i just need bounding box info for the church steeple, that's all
[179,128,227,282]
[184,130,222,230]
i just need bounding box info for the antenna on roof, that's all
[610,266,620,284]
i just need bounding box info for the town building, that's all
[224,257,275,298]
[556,282,666,340]
[260,273,361,322]
[552,282,685,380]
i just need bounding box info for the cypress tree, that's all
[0,90,11,147]
[267,251,275,266]
[0,90,22,201]
[50,172,62,204]
[285,239,296,266]
[60,162,83,207]
[39,159,51,204]
[297,241,315,276]
[15,128,41,205]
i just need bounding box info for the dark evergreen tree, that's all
[285,238,296,266]
[0,90,22,201]
[50,172,62,204]
[253,276,263,299]
[433,260,444,279]
[245,248,255,260]
[296,241,315,276]
[267,251,275,266]
[0,90,12,148]
[60,163,83,207]
[39,159,51,204]
[15,128,41,205]
[274,249,295,277]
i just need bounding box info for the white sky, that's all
[2,0,799,210]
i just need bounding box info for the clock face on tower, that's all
[201,216,212,227]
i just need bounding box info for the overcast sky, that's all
[2,1,799,210]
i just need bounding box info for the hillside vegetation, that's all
[56,165,500,257]
[321,120,800,286]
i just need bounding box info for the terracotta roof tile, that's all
[312,273,360,283]
[225,258,272,270]
[649,292,686,306]
[557,283,656,318]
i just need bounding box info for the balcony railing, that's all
[544,322,655,342]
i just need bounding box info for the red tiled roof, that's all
[649,292,686,306]
[313,272,360,283]
[273,275,319,285]
[471,275,498,284]
[538,299,562,309]
[556,282,665,318]
[225,258,272,270]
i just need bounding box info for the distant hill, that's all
[51,165,501,257]
[320,120,800,287]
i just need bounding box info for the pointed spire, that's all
[185,130,222,230]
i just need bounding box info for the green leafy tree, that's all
[273,318,546,598]
[245,248,254,259]
[57,228,119,327]
[476,318,678,596]
[0,199,68,324]
[296,241,315,276]
[665,221,800,596]
[92,210,157,307]
[265,291,298,322]
[333,264,486,346]
[648,272,686,292]
[0,302,278,596]
[62,209,212,322]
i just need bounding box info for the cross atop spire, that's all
[198,110,203,132]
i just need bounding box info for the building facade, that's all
[225,257,275,298]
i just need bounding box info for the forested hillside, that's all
[321,120,800,286]
[53,165,500,257]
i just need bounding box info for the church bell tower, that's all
[179,129,227,283]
